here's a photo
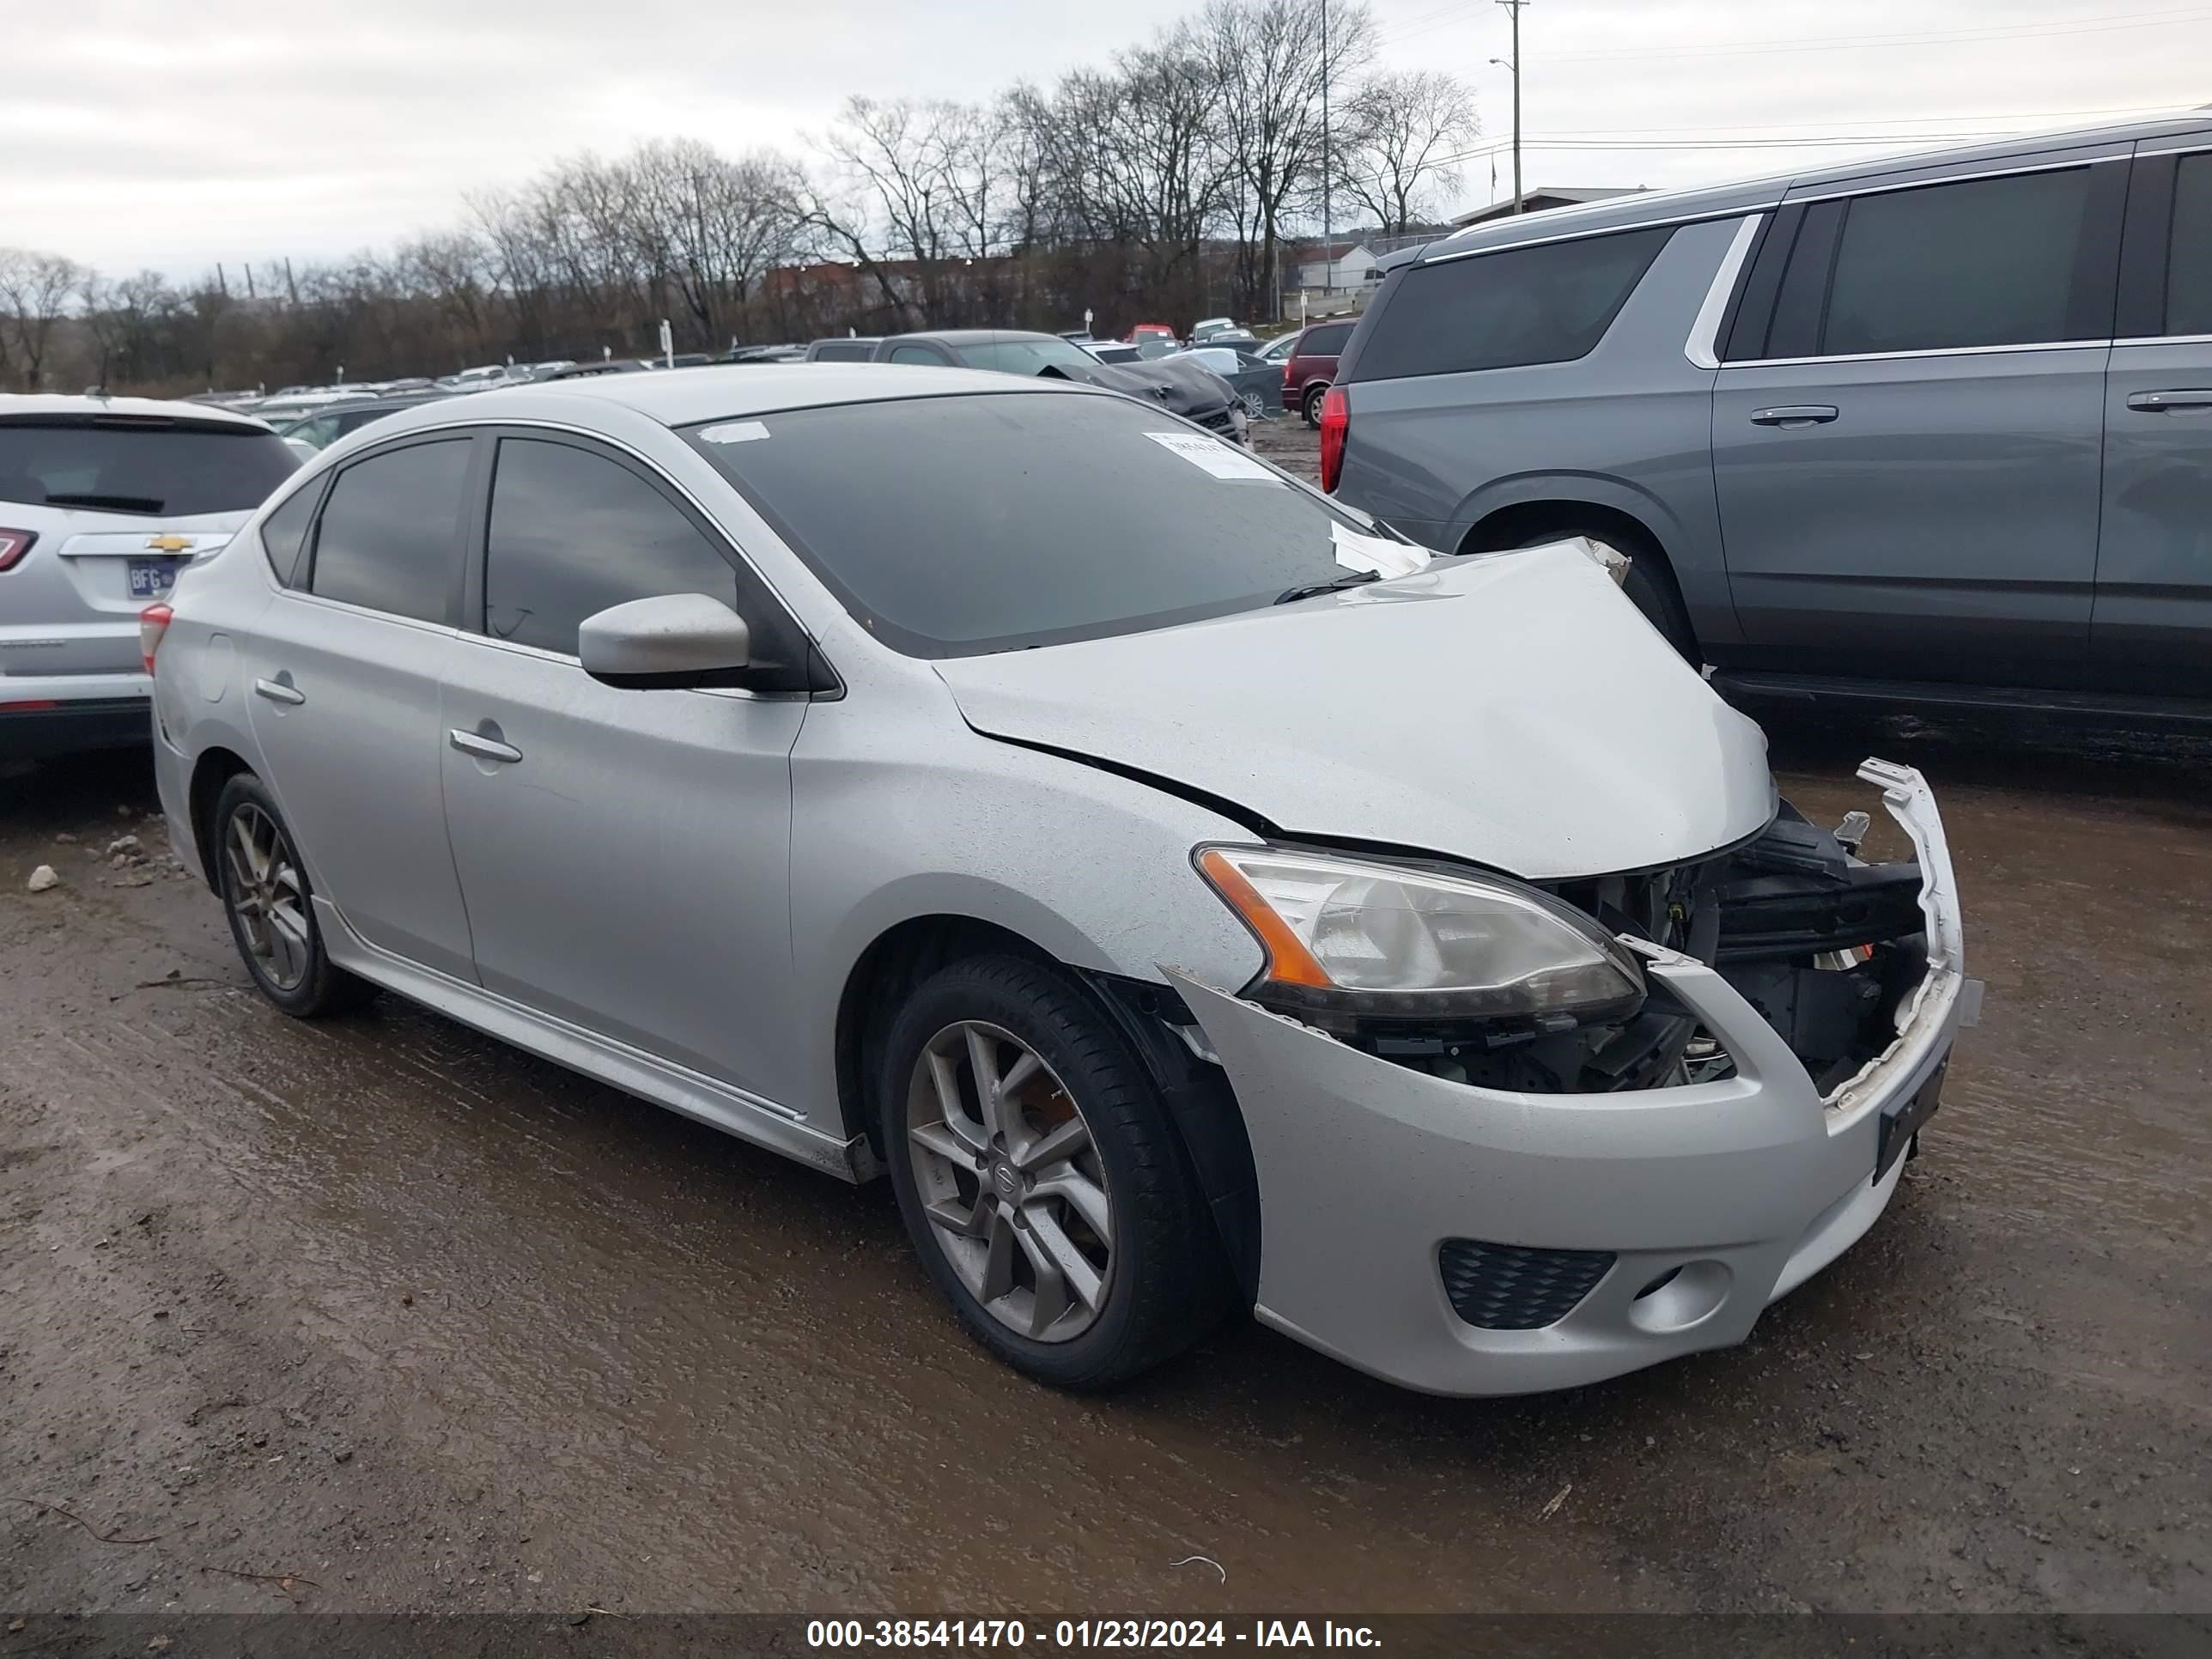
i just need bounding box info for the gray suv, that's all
[1329,113,2212,714]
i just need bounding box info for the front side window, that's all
[2168,152,2212,337]
[1346,228,1672,382]
[307,439,470,623]
[1820,167,2093,356]
[482,438,735,655]
[684,390,1412,659]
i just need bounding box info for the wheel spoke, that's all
[924,1049,981,1147]
[225,817,262,894]
[1031,1167,1112,1243]
[924,1191,993,1242]
[1013,1115,1090,1175]
[909,1118,978,1170]
[977,1208,1018,1304]
[964,1026,1004,1139]
[1023,1237,1073,1337]
[1020,1209,1103,1313]
[265,903,310,988]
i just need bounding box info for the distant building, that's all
[1449,186,1650,228]
[1291,241,1381,292]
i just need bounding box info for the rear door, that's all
[1712,146,2128,684]
[2094,131,2212,696]
[245,434,478,980]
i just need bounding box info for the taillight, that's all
[138,603,173,675]
[1318,385,1349,494]
[0,528,35,571]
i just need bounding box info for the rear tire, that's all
[877,953,1233,1390]
[212,774,374,1018]
[1301,381,1329,426]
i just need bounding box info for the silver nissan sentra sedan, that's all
[146,365,1973,1396]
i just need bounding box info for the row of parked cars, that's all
[25,111,2203,1402]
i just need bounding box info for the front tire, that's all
[213,774,374,1018]
[878,954,1232,1389]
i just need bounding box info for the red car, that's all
[1126,322,1176,347]
[1281,319,1357,426]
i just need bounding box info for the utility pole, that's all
[1320,0,1331,298]
[1496,0,1528,212]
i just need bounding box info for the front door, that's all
[1712,155,2125,685]
[246,436,477,980]
[437,434,806,1100]
[2094,134,2212,696]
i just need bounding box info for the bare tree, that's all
[1338,70,1480,234]
[0,249,91,390]
[1203,0,1375,321]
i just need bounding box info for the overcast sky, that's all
[3,0,2207,276]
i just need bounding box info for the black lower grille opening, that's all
[1438,1237,1617,1330]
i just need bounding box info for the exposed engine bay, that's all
[1346,804,1930,1098]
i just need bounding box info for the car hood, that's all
[933,543,1774,880]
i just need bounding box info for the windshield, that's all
[684,390,1411,658]
[955,337,1103,378]
[0,419,299,514]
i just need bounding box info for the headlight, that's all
[1195,845,1644,1025]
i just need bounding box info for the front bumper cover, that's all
[1166,758,1971,1397]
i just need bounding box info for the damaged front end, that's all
[1163,759,1974,1397]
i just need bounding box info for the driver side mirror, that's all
[579,592,752,690]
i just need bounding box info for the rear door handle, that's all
[448,727,522,764]
[2124,389,2212,411]
[252,676,306,706]
[1750,404,1839,428]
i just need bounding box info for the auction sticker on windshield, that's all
[1141,430,1276,482]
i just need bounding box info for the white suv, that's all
[1,395,298,757]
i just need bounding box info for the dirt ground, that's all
[2,488,2207,1619]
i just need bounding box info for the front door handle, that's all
[252,676,306,706]
[1750,404,1839,428]
[2125,389,2212,411]
[448,727,522,764]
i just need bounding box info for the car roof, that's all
[883,329,1065,347]
[0,392,273,430]
[350,363,1086,438]
[1418,109,2212,265]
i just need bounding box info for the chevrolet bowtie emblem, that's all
[144,535,193,553]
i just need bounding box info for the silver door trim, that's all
[2114,333,2212,346]
[1419,202,1781,267]
[1720,338,2113,371]
[314,895,868,1180]
[2131,142,2212,159]
[1683,214,1766,369]
[1786,151,2128,205]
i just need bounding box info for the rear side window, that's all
[811,342,872,362]
[2169,152,2212,336]
[1300,323,1354,356]
[0,420,298,515]
[258,485,319,586]
[1348,227,1672,382]
[887,344,947,365]
[1820,168,2093,355]
[482,438,735,655]
[307,440,471,624]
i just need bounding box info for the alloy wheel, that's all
[905,1020,1115,1342]
[224,802,311,994]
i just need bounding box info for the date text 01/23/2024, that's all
[806,1620,1382,1649]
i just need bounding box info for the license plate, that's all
[129,558,181,598]
[1874,1060,1945,1184]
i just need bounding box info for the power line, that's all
[1547,3,2212,64]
